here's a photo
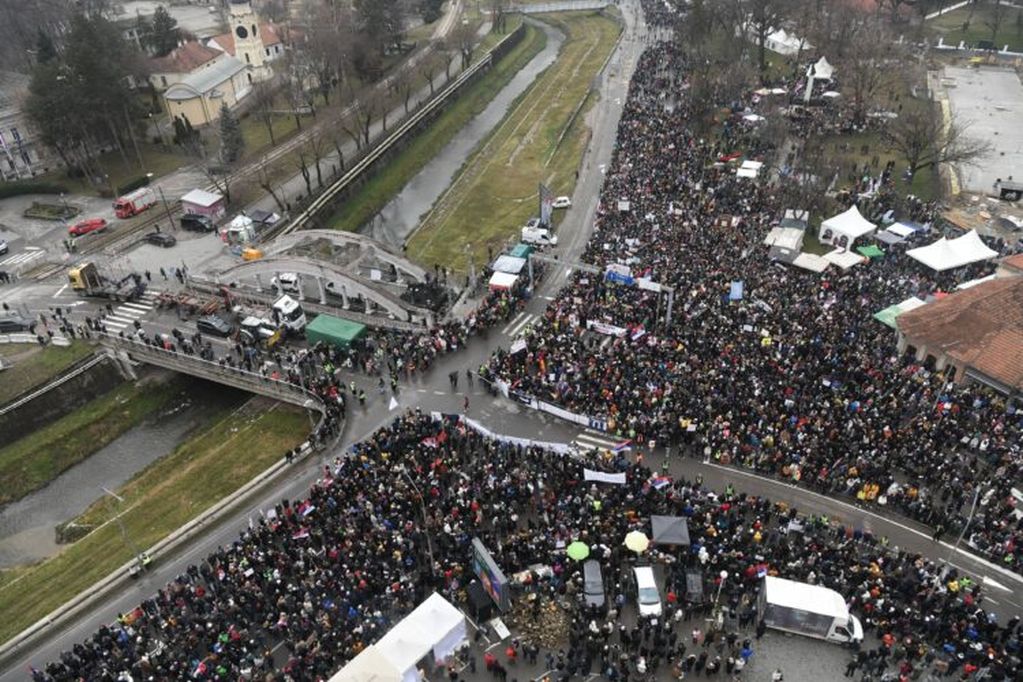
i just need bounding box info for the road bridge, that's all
[264,229,429,285]
[100,335,326,416]
[213,256,435,326]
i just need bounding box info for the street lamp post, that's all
[943,487,981,578]
[101,487,145,566]
[146,172,175,232]
[400,465,437,576]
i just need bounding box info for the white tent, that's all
[492,255,527,275]
[819,205,876,248]
[489,271,518,290]
[329,646,404,682]
[736,167,758,179]
[792,252,830,272]
[374,593,467,682]
[811,56,834,80]
[758,27,808,56]
[906,230,999,272]
[824,248,865,270]
[763,227,805,252]
[887,223,916,238]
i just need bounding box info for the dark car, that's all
[0,313,31,333]
[196,315,232,338]
[145,232,177,248]
[180,213,215,232]
[582,560,606,613]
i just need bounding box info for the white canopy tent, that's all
[492,255,527,275]
[489,271,518,290]
[906,230,999,272]
[810,56,834,80]
[373,593,467,682]
[765,28,807,56]
[824,248,865,270]
[819,205,876,248]
[763,227,805,252]
[329,646,404,682]
[792,252,830,272]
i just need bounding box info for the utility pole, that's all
[101,487,144,565]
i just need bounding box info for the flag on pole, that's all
[539,182,554,226]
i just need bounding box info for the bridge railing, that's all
[99,334,326,414]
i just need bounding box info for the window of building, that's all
[10,127,21,141]
[265,48,270,56]
[247,72,253,83]
[245,53,250,63]
[251,24,257,37]
[20,150,31,166]
[161,75,167,87]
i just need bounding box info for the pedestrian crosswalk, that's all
[502,311,536,337]
[572,429,624,453]
[101,289,160,331]
[0,247,44,269]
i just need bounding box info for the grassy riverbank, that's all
[325,15,538,233]
[0,375,187,506]
[0,342,95,406]
[0,400,308,645]
[407,11,621,272]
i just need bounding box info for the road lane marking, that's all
[702,461,1023,586]
[52,284,68,298]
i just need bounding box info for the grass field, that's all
[0,401,308,645]
[0,342,95,406]
[407,12,621,272]
[325,16,539,233]
[0,375,188,506]
[928,4,1023,52]
[34,144,191,197]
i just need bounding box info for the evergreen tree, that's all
[151,6,179,56]
[218,103,244,164]
[35,28,57,64]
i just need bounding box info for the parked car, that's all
[145,232,177,248]
[524,217,542,230]
[180,213,215,232]
[552,196,572,209]
[521,225,558,247]
[68,218,108,237]
[0,239,7,256]
[271,272,300,293]
[582,560,606,613]
[633,565,662,617]
[196,315,233,337]
[0,313,31,333]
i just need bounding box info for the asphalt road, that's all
[3,0,1023,677]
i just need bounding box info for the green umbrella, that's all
[566,541,590,561]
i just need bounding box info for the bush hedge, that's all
[0,182,69,200]
[115,175,151,196]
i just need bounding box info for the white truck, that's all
[273,294,306,333]
[521,225,558,247]
[758,576,863,645]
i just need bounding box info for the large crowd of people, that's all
[482,40,1023,575]
[32,412,1023,680]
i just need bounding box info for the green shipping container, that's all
[509,243,534,259]
[305,314,367,349]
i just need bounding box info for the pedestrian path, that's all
[0,247,44,268]
[502,311,536,337]
[101,288,161,331]
[571,428,623,453]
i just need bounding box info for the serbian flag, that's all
[193,661,208,677]
[292,528,310,540]
[298,501,316,517]
[631,326,646,342]
[612,439,632,452]
[650,476,671,490]
[421,436,439,448]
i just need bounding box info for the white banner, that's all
[637,277,662,292]
[586,320,627,337]
[584,469,627,484]
[538,400,591,427]
[510,338,527,354]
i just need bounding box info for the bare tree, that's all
[882,108,992,179]
[391,64,416,114]
[417,50,442,95]
[452,21,475,70]
[836,17,901,125]
[304,128,330,188]
[256,157,287,212]
[249,81,279,147]
[984,0,1007,44]
[490,0,508,33]
[745,0,786,74]
[293,147,312,197]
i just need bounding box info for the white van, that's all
[759,576,863,645]
[271,272,300,293]
[521,226,558,247]
[633,566,662,617]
